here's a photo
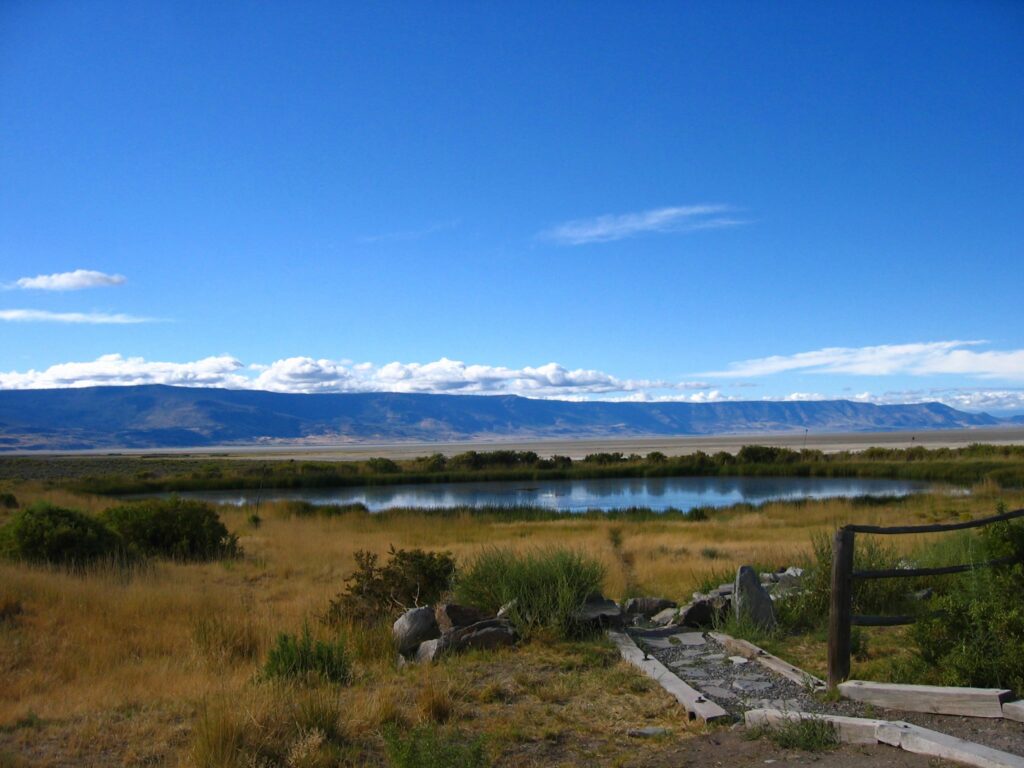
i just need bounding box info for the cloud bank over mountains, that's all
[1,346,1022,413]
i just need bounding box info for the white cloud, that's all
[0,354,711,398]
[706,341,1024,381]
[0,354,247,390]
[0,309,151,324]
[539,204,742,245]
[10,269,126,291]
[251,356,707,397]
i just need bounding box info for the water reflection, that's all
[172,475,935,513]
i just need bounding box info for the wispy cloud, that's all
[8,269,126,291]
[358,220,459,244]
[704,341,1024,381]
[539,204,743,245]
[0,309,152,324]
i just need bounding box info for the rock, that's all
[783,566,804,578]
[677,595,729,628]
[651,607,678,625]
[415,638,442,663]
[443,618,518,653]
[728,655,750,666]
[911,588,933,601]
[627,727,670,738]
[624,596,676,617]
[732,679,772,692]
[734,565,777,630]
[576,593,623,629]
[497,599,517,619]
[701,685,737,700]
[435,603,493,634]
[393,606,440,656]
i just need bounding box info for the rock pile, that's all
[394,602,518,663]
[627,565,805,630]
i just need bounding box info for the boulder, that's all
[576,593,623,629]
[733,565,777,630]
[393,606,440,656]
[415,638,442,663]
[624,596,676,618]
[445,618,518,652]
[650,607,679,625]
[435,603,493,634]
[677,595,729,628]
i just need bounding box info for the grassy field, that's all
[1,471,1022,766]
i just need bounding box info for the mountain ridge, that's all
[0,384,1003,451]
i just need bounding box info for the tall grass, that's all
[454,547,605,640]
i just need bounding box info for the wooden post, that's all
[828,526,855,687]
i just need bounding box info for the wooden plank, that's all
[607,630,729,723]
[876,721,1024,768]
[709,632,826,690]
[853,556,1018,580]
[851,613,918,627]
[840,680,1013,718]
[747,709,1024,767]
[848,507,1024,535]
[1003,700,1024,723]
[744,708,884,745]
[828,526,855,686]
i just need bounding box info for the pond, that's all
[169,475,937,513]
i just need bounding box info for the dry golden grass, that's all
[1,485,1021,766]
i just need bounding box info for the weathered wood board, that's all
[876,721,1024,768]
[1003,700,1024,723]
[747,708,1024,768]
[840,680,1013,718]
[709,631,827,690]
[744,707,884,745]
[607,630,729,722]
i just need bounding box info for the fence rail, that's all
[827,507,1024,687]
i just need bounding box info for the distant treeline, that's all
[2,442,1024,494]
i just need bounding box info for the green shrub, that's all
[101,497,238,561]
[0,493,17,509]
[383,724,488,768]
[910,518,1024,691]
[323,546,456,625]
[454,547,605,641]
[366,457,400,474]
[263,624,351,684]
[0,503,122,566]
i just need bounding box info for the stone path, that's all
[629,628,1024,758]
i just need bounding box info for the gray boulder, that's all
[393,606,440,656]
[576,593,623,629]
[624,596,677,618]
[734,565,777,630]
[445,618,518,653]
[415,638,442,663]
[435,603,493,634]
[677,595,729,628]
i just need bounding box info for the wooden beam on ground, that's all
[746,709,1024,768]
[744,708,885,745]
[1003,700,1024,723]
[607,631,728,723]
[709,631,827,690]
[839,680,1013,718]
[876,721,1024,768]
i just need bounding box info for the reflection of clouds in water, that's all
[178,476,933,513]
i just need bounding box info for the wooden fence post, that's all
[828,526,855,687]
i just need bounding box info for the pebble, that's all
[728,655,749,665]
[627,726,670,738]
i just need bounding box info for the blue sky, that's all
[2,1,1023,412]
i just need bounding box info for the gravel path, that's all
[629,628,1024,757]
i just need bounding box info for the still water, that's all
[172,476,935,513]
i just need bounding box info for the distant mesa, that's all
[0,384,1002,451]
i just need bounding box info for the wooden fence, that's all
[827,506,1024,687]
